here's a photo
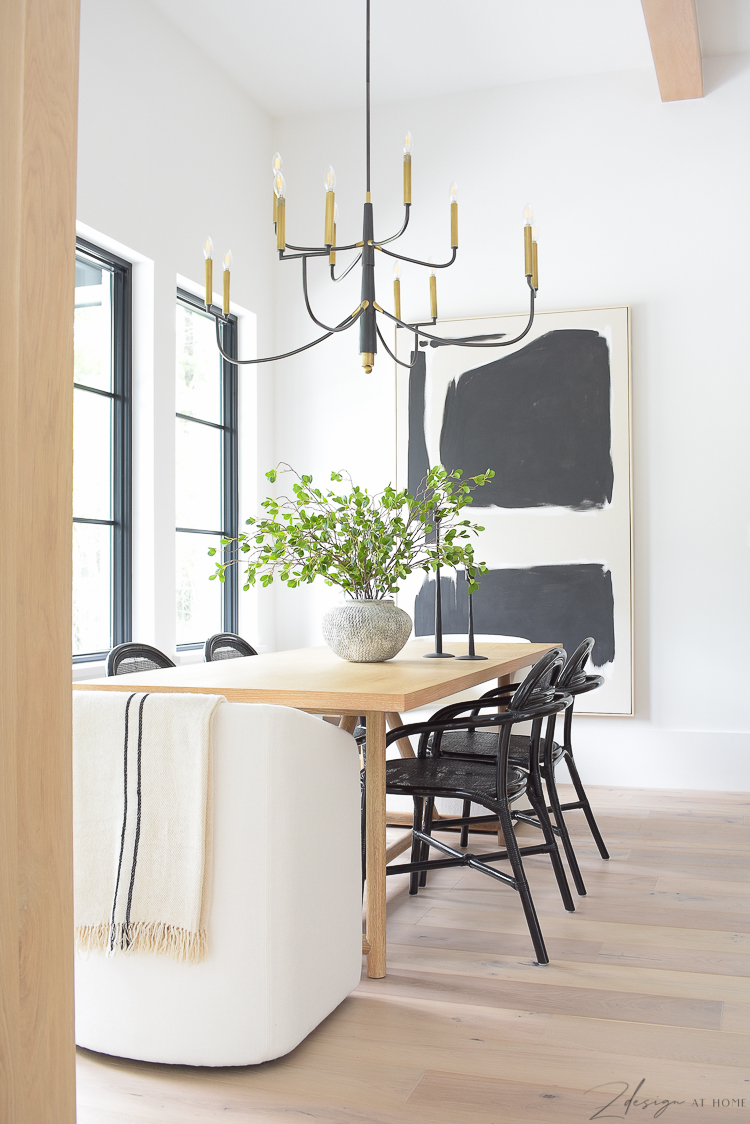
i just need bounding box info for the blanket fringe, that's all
[75,922,207,963]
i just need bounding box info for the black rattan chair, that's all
[365,649,575,965]
[106,643,176,676]
[425,638,608,896]
[204,633,258,661]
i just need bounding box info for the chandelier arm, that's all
[375,204,411,246]
[376,245,458,269]
[375,321,420,368]
[330,252,362,283]
[285,240,362,254]
[280,249,330,260]
[376,287,536,348]
[212,312,360,366]
[302,256,364,332]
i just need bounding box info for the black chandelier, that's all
[201,0,539,374]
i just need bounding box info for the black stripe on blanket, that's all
[124,693,149,943]
[109,692,149,951]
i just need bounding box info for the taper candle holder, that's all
[456,568,488,660]
[424,516,454,659]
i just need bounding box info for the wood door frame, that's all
[0,0,80,1120]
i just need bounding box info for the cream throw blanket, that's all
[73,690,225,962]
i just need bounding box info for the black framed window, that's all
[73,239,132,661]
[175,288,238,649]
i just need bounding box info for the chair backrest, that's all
[558,637,604,698]
[509,647,566,713]
[559,637,594,688]
[106,643,176,677]
[204,633,258,661]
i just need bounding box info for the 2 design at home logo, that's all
[586,1080,748,1119]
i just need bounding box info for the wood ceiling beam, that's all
[641,0,703,101]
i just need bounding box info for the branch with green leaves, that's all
[210,463,494,599]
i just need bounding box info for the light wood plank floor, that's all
[76,785,750,1123]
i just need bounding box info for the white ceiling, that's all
[147,0,750,118]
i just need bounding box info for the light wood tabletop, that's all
[74,639,558,977]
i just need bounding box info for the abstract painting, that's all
[395,306,633,716]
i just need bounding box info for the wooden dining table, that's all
[74,639,557,978]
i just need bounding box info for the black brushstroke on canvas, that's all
[414,564,615,668]
[408,349,430,498]
[438,330,614,510]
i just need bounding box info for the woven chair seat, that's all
[385,755,527,805]
[431,729,564,766]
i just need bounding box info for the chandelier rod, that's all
[366,0,371,195]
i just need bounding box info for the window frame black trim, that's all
[73,238,132,663]
[175,288,238,648]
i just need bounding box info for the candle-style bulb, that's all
[222,252,231,314]
[393,262,402,320]
[271,151,283,175]
[204,237,213,308]
[523,205,534,276]
[449,182,458,248]
[324,167,336,244]
[531,226,539,291]
[274,172,286,200]
[403,131,413,205]
[429,259,437,320]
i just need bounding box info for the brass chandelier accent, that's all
[201,0,539,374]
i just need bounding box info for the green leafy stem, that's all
[210,463,494,600]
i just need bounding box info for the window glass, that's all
[73,244,131,659]
[175,418,221,531]
[74,261,112,392]
[175,532,223,647]
[73,522,112,655]
[174,295,237,648]
[73,388,111,521]
[175,304,221,422]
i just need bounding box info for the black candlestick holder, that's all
[423,517,454,658]
[456,568,488,660]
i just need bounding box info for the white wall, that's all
[270,57,750,788]
[76,0,278,666]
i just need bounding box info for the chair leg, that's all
[418,797,435,887]
[544,761,587,896]
[360,769,366,896]
[409,797,424,896]
[459,799,471,848]
[565,750,610,860]
[526,773,576,914]
[496,799,549,965]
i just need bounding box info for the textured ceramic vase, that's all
[322,598,413,662]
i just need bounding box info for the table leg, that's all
[365,710,387,978]
[338,715,358,734]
